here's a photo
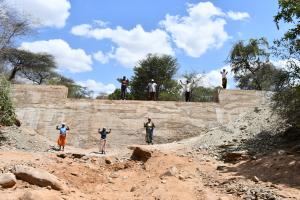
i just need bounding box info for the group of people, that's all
[118,69,228,102]
[55,118,156,153]
[55,70,229,152]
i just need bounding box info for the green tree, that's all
[0,76,16,126]
[130,54,179,100]
[108,89,134,100]
[274,0,300,56]
[272,0,300,129]
[0,48,56,82]
[228,38,270,90]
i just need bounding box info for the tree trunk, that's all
[8,67,19,81]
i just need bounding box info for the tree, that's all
[234,63,286,91]
[0,48,56,82]
[274,0,300,56]
[108,89,134,100]
[130,54,179,100]
[0,1,31,50]
[228,38,270,90]
[272,0,300,129]
[0,76,16,126]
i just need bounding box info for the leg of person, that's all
[185,92,188,102]
[153,92,156,101]
[146,131,150,144]
[188,92,191,102]
[103,140,107,154]
[150,129,153,145]
[224,78,227,89]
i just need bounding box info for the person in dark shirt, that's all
[119,76,129,100]
[98,127,111,154]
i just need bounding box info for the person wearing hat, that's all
[147,79,157,101]
[180,79,194,102]
[144,118,155,145]
[56,123,70,151]
[98,127,111,154]
[220,69,228,89]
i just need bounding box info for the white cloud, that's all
[77,79,116,95]
[93,51,110,64]
[4,0,71,28]
[160,2,229,57]
[271,59,300,70]
[20,39,93,73]
[227,11,250,21]
[71,24,174,67]
[198,65,234,89]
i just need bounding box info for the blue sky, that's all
[6,0,285,94]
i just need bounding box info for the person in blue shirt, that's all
[98,127,111,154]
[56,123,70,151]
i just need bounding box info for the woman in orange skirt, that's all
[56,123,70,151]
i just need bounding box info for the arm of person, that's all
[56,126,59,130]
[107,129,112,134]
[66,126,70,131]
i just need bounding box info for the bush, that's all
[0,76,16,126]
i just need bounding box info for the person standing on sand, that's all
[147,79,157,101]
[144,118,155,145]
[98,127,111,154]
[119,76,129,100]
[56,123,70,151]
[220,69,228,89]
[180,79,194,102]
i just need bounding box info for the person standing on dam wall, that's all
[119,76,129,100]
[220,69,228,89]
[98,127,111,154]
[180,79,194,102]
[56,123,70,151]
[144,118,155,145]
[147,79,157,101]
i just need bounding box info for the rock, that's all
[130,186,138,192]
[71,153,85,159]
[161,180,166,184]
[162,166,177,177]
[13,165,65,191]
[109,172,119,178]
[130,147,152,162]
[19,191,61,200]
[222,151,247,162]
[277,150,286,155]
[178,175,185,181]
[105,158,112,164]
[57,154,66,159]
[216,165,226,171]
[252,176,260,183]
[0,173,17,188]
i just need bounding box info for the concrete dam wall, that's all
[12,85,268,149]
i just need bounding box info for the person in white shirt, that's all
[180,80,194,102]
[220,69,228,89]
[147,79,157,101]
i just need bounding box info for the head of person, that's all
[123,76,126,80]
[148,118,151,122]
[151,79,154,83]
[61,123,65,128]
[103,127,106,131]
[186,80,190,84]
[223,69,226,72]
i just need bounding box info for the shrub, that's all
[0,76,16,126]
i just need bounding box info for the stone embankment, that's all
[12,85,268,148]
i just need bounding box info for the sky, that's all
[4,0,286,95]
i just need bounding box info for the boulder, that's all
[222,151,248,162]
[130,147,152,162]
[13,165,64,191]
[0,173,17,188]
[161,166,177,177]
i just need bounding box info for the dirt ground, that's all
[0,144,300,200]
